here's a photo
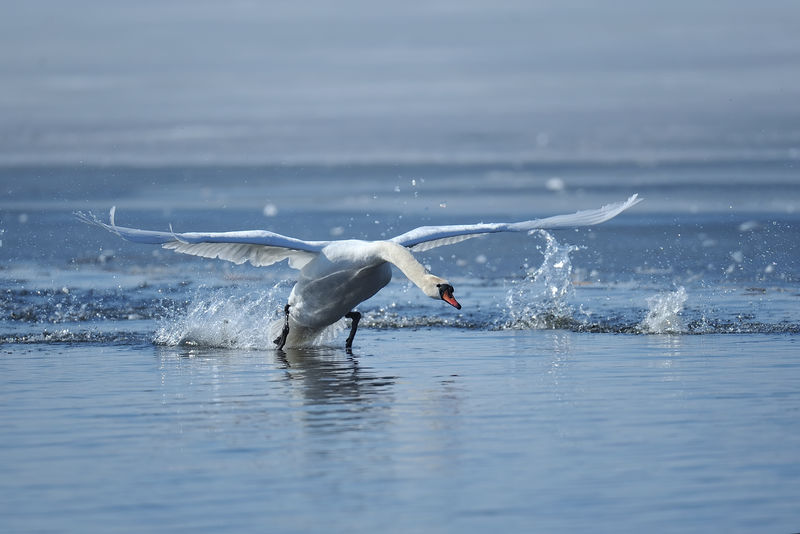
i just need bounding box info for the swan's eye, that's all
[437,283,453,297]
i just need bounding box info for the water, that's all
[3,1,800,167]
[3,1,800,532]
[3,334,798,533]
[2,164,799,533]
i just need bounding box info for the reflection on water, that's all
[276,347,397,433]
[645,332,685,372]
[155,345,397,438]
[2,332,799,533]
[277,348,395,402]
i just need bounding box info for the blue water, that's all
[2,1,800,532]
[2,333,798,533]
[2,163,799,534]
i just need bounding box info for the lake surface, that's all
[1,163,799,533]
[2,331,798,533]
[2,1,800,532]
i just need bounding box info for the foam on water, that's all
[640,287,688,334]
[1,287,169,324]
[0,329,151,345]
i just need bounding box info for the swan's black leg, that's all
[274,304,290,350]
[344,311,361,350]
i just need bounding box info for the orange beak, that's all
[442,288,461,310]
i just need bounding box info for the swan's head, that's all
[423,275,461,309]
[437,283,461,309]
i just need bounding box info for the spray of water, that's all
[501,230,580,329]
[154,287,278,348]
[153,283,275,348]
[154,282,351,349]
[640,287,688,334]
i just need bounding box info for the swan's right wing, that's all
[391,194,641,252]
[77,209,328,270]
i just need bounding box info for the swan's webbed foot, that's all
[344,311,361,351]
[274,304,290,350]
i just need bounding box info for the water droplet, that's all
[545,177,565,192]
[262,203,278,217]
[738,220,760,232]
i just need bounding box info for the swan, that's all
[78,194,640,349]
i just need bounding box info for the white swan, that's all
[78,194,641,349]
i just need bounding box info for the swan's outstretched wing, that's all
[77,209,328,269]
[391,194,641,252]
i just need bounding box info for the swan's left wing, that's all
[77,209,328,269]
[391,194,641,252]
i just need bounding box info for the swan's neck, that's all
[377,241,446,299]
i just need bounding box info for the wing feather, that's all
[392,194,641,251]
[77,209,326,269]
[404,233,489,252]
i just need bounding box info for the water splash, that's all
[152,283,353,349]
[640,287,688,334]
[154,284,290,349]
[501,230,580,329]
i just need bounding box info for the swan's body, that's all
[78,194,641,349]
[275,240,456,347]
